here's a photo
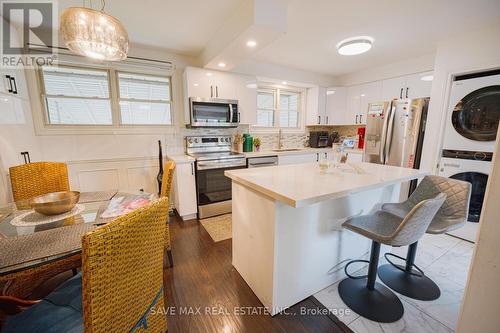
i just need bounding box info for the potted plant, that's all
[233,133,244,152]
[253,137,262,152]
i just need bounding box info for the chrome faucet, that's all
[278,129,283,149]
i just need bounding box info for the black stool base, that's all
[338,278,404,323]
[378,264,441,301]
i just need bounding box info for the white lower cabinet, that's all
[278,153,318,165]
[347,151,363,163]
[172,161,198,220]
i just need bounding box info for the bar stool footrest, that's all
[344,259,370,280]
[384,252,424,277]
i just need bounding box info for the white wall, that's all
[420,22,500,173]
[337,53,435,86]
[457,127,500,333]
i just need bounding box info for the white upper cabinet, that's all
[381,76,407,101]
[326,87,347,125]
[183,67,257,125]
[404,71,433,99]
[234,74,257,125]
[346,85,361,125]
[306,86,328,125]
[381,71,433,100]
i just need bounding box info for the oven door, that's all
[195,159,246,218]
[190,98,239,127]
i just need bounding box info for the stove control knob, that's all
[220,138,224,142]
[194,138,199,143]
[225,138,229,142]
[188,138,193,144]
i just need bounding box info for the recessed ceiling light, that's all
[420,75,434,81]
[360,94,366,97]
[246,40,257,48]
[206,72,213,76]
[336,36,374,56]
[218,62,226,68]
[326,90,335,95]
[282,81,287,85]
[193,83,199,87]
[246,83,258,89]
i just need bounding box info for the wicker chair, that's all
[2,197,169,333]
[3,162,78,299]
[160,161,176,267]
[9,162,70,204]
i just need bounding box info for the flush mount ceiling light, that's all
[326,90,335,95]
[420,75,434,81]
[336,36,374,56]
[282,81,287,85]
[218,62,226,68]
[60,0,129,61]
[246,40,257,48]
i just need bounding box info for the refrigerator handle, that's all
[380,102,392,163]
[384,102,397,164]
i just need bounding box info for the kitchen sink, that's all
[272,148,304,152]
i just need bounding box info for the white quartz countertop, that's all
[225,162,428,208]
[167,154,195,164]
[240,147,364,158]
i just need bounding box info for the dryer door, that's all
[451,85,500,142]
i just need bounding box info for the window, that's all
[39,65,172,127]
[256,87,301,129]
[41,66,112,125]
[118,72,172,125]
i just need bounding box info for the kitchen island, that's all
[224,162,427,315]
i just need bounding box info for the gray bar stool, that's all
[338,193,446,323]
[378,175,472,301]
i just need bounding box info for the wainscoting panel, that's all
[77,168,120,192]
[126,166,158,194]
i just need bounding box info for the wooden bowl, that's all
[30,191,80,215]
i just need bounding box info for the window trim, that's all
[31,59,175,135]
[253,85,305,133]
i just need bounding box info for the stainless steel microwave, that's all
[189,97,239,128]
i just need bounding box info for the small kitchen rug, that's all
[200,214,232,242]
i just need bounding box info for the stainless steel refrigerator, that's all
[364,98,430,195]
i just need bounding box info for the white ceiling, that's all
[55,0,500,75]
[57,0,244,55]
[252,0,500,75]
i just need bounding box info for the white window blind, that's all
[41,66,112,125]
[279,91,299,128]
[117,72,172,125]
[257,90,275,127]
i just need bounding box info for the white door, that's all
[381,76,406,101]
[212,72,236,100]
[185,67,214,99]
[174,162,197,217]
[326,87,347,125]
[346,85,361,125]
[358,81,382,125]
[405,72,433,99]
[234,75,257,125]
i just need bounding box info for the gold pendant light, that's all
[60,0,129,61]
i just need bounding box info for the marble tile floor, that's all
[314,233,474,332]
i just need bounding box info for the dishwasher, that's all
[247,156,278,168]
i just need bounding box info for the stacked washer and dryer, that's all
[439,70,500,242]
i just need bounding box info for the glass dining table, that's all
[0,191,154,278]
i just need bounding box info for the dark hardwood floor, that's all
[164,215,352,333]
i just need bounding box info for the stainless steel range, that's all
[186,135,246,219]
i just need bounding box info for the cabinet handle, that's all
[10,77,17,94]
[5,75,12,93]
[191,163,194,175]
[216,86,219,98]
[318,115,321,124]
[359,114,363,123]
[316,153,319,162]
[355,115,358,124]
[326,116,329,124]
[400,88,403,99]
[210,85,213,98]
[405,87,409,99]
[237,112,240,123]
[324,153,327,159]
